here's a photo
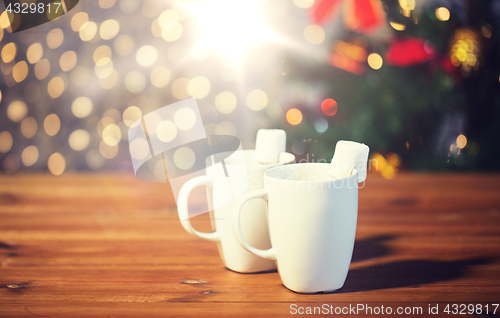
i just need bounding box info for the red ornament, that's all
[311,0,386,35]
[385,38,435,67]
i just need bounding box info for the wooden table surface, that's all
[1,172,499,317]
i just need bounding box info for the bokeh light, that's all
[321,98,338,116]
[313,118,328,133]
[7,101,28,122]
[99,0,117,9]
[21,145,39,167]
[46,28,64,49]
[35,59,51,80]
[215,91,237,114]
[100,19,120,40]
[12,61,28,82]
[293,0,314,9]
[174,107,197,130]
[304,24,325,45]
[27,43,43,64]
[162,21,183,42]
[286,108,303,125]
[0,131,13,153]
[102,124,121,146]
[20,117,37,139]
[44,114,61,136]
[79,21,97,42]
[187,76,211,99]
[136,45,158,67]
[125,70,147,93]
[367,53,383,70]
[129,138,150,160]
[72,97,93,118]
[59,51,77,72]
[3,154,20,174]
[171,77,190,99]
[1,42,16,63]
[156,120,177,142]
[114,35,134,56]
[94,46,112,65]
[150,66,171,88]
[123,106,142,127]
[246,89,268,111]
[47,152,66,176]
[47,76,65,98]
[174,146,195,170]
[389,21,406,31]
[71,12,89,32]
[69,130,91,151]
[456,134,467,149]
[436,7,450,22]
[99,140,119,159]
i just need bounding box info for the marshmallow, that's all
[329,140,370,182]
[254,129,286,164]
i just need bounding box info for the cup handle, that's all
[177,175,220,242]
[232,189,277,260]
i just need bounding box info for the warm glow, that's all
[136,45,158,67]
[60,51,77,72]
[286,108,303,125]
[215,91,237,114]
[0,131,13,153]
[174,146,196,170]
[150,66,171,88]
[48,152,66,176]
[125,71,147,93]
[22,146,39,167]
[1,42,16,63]
[182,0,282,64]
[456,134,467,149]
[47,77,65,98]
[171,77,190,99]
[20,117,37,139]
[436,7,450,22]
[114,35,134,56]
[389,21,406,31]
[246,89,268,111]
[100,19,120,40]
[69,129,91,151]
[46,28,64,49]
[72,97,93,118]
[7,101,28,122]
[44,114,61,136]
[367,53,383,70]
[35,59,51,80]
[27,43,43,64]
[12,61,29,82]
[123,106,142,127]
[304,24,325,45]
[187,76,211,99]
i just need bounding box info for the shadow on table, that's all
[338,258,491,293]
[351,235,394,263]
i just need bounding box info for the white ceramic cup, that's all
[177,150,295,273]
[233,163,359,292]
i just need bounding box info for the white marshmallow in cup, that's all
[329,140,370,182]
[253,129,286,164]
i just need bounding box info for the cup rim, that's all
[264,162,359,184]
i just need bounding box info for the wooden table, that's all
[1,173,499,317]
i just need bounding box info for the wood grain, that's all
[0,172,499,317]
